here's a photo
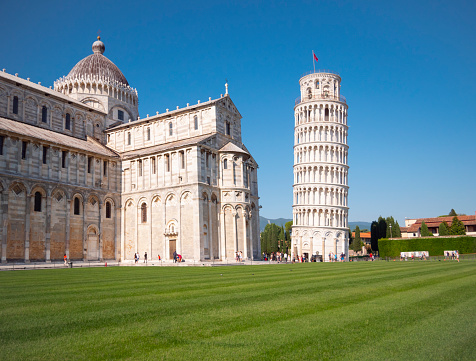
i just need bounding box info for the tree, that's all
[394,221,402,237]
[439,221,450,236]
[420,221,433,237]
[449,209,457,217]
[352,226,362,252]
[449,216,466,235]
[378,218,387,239]
[370,221,379,251]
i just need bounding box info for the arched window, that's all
[41,106,48,123]
[325,108,329,121]
[169,122,173,136]
[34,192,42,212]
[127,132,131,145]
[106,201,111,219]
[141,203,147,223]
[147,127,151,141]
[13,96,19,114]
[74,197,80,215]
[223,158,227,169]
[194,115,198,130]
[316,80,319,89]
[307,88,312,99]
[65,113,71,130]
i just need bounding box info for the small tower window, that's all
[118,110,124,121]
[127,132,131,145]
[103,160,108,176]
[41,106,48,123]
[65,113,71,130]
[62,150,67,168]
[325,108,329,121]
[34,192,42,212]
[165,154,170,172]
[194,115,198,130]
[42,146,48,164]
[151,157,156,174]
[21,141,27,159]
[169,122,173,136]
[141,203,147,223]
[307,87,312,99]
[87,156,92,173]
[0,136,4,156]
[223,158,227,169]
[147,127,151,141]
[74,197,80,215]
[13,96,19,114]
[138,159,143,176]
[106,201,111,219]
[180,151,185,169]
[225,121,231,136]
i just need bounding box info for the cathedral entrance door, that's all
[87,233,99,260]
[169,239,176,260]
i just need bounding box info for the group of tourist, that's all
[262,252,288,263]
[445,251,460,262]
[134,252,148,264]
[172,251,182,263]
[328,252,346,262]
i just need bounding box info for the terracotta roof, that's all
[0,116,118,158]
[352,232,371,239]
[120,134,214,159]
[405,215,476,233]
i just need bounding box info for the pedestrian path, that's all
[0,259,289,271]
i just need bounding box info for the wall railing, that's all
[295,93,347,106]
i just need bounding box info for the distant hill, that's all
[348,222,372,232]
[260,217,371,233]
[260,216,292,232]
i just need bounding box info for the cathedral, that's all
[0,37,260,263]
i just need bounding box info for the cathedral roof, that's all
[219,142,250,156]
[0,116,118,158]
[65,37,129,86]
[120,134,215,160]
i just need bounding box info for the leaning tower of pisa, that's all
[291,70,349,262]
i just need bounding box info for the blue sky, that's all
[2,0,475,224]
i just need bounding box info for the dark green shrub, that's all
[378,236,476,258]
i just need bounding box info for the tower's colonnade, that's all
[291,70,349,261]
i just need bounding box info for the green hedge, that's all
[378,236,476,258]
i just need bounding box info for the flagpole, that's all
[312,50,316,73]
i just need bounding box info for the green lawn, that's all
[0,261,475,360]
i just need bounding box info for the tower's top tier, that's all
[297,70,346,105]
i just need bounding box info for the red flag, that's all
[313,53,318,62]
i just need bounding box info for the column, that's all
[98,202,103,261]
[220,210,226,260]
[242,209,247,259]
[24,194,31,263]
[61,199,69,263]
[1,189,6,263]
[208,200,213,259]
[45,194,51,262]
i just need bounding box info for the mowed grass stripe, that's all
[0,262,475,360]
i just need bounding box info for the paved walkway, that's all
[0,259,289,271]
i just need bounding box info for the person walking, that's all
[173,250,177,263]
[64,254,67,266]
[144,252,147,264]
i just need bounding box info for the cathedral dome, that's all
[66,37,129,86]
